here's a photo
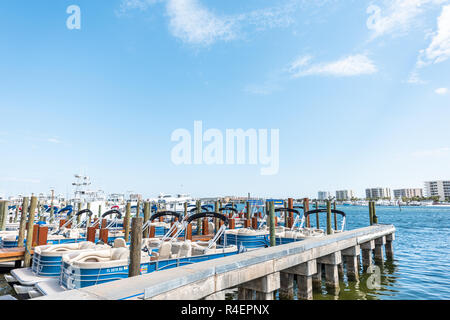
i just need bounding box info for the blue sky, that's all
[0,0,449,199]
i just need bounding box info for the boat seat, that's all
[179,241,192,258]
[111,248,129,260]
[151,241,172,261]
[171,242,183,256]
[113,238,127,248]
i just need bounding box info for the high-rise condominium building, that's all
[336,190,354,201]
[318,191,330,200]
[393,188,423,199]
[365,188,391,200]
[424,180,450,201]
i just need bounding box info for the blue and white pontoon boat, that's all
[35,211,240,297]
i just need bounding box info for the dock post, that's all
[279,272,295,300]
[326,200,332,235]
[202,218,209,235]
[87,227,96,243]
[214,200,220,233]
[128,217,143,277]
[23,196,38,268]
[361,240,375,270]
[369,201,374,225]
[186,224,192,241]
[342,245,360,281]
[288,198,294,228]
[318,252,341,294]
[196,200,202,235]
[0,200,8,231]
[14,204,19,223]
[333,201,337,230]
[269,201,276,247]
[37,225,48,246]
[246,201,251,220]
[314,200,319,228]
[143,202,150,238]
[373,202,378,224]
[76,202,82,225]
[99,228,109,244]
[385,233,395,260]
[374,236,386,263]
[32,224,39,247]
[303,198,310,228]
[124,202,131,241]
[251,216,258,230]
[229,218,235,229]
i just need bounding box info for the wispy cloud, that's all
[435,87,449,94]
[47,138,62,144]
[417,4,450,67]
[166,0,236,45]
[118,0,328,46]
[366,0,448,39]
[412,147,450,157]
[0,177,41,184]
[288,54,378,78]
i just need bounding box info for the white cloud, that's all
[412,147,450,157]
[435,87,449,94]
[118,0,329,46]
[0,177,41,184]
[47,138,61,144]
[417,5,450,66]
[366,0,448,39]
[166,0,236,45]
[289,54,377,78]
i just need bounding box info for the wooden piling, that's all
[185,224,192,241]
[269,202,276,247]
[214,201,219,233]
[76,202,82,225]
[143,202,150,238]
[333,201,337,231]
[326,200,332,235]
[373,202,378,224]
[37,226,48,246]
[229,219,235,229]
[288,198,294,228]
[17,197,28,250]
[302,198,310,228]
[99,229,109,244]
[196,200,202,235]
[23,196,37,267]
[251,217,258,230]
[128,217,143,277]
[315,200,319,229]
[369,201,374,225]
[124,202,131,241]
[385,233,395,260]
[0,200,8,231]
[32,224,39,247]
[87,227,96,243]
[202,218,209,235]
[246,201,251,220]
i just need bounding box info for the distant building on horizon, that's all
[424,180,450,201]
[336,190,354,201]
[365,187,391,200]
[393,188,423,199]
[318,191,330,200]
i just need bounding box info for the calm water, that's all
[1,205,449,300]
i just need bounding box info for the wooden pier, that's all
[0,248,32,263]
[34,224,395,300]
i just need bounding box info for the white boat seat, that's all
[111,248,129,260]
[151,241,172,261]
[179,241,192,258]
[113,238,127,248]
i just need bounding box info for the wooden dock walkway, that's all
[34,224,395,300]
[0,248,33,263]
